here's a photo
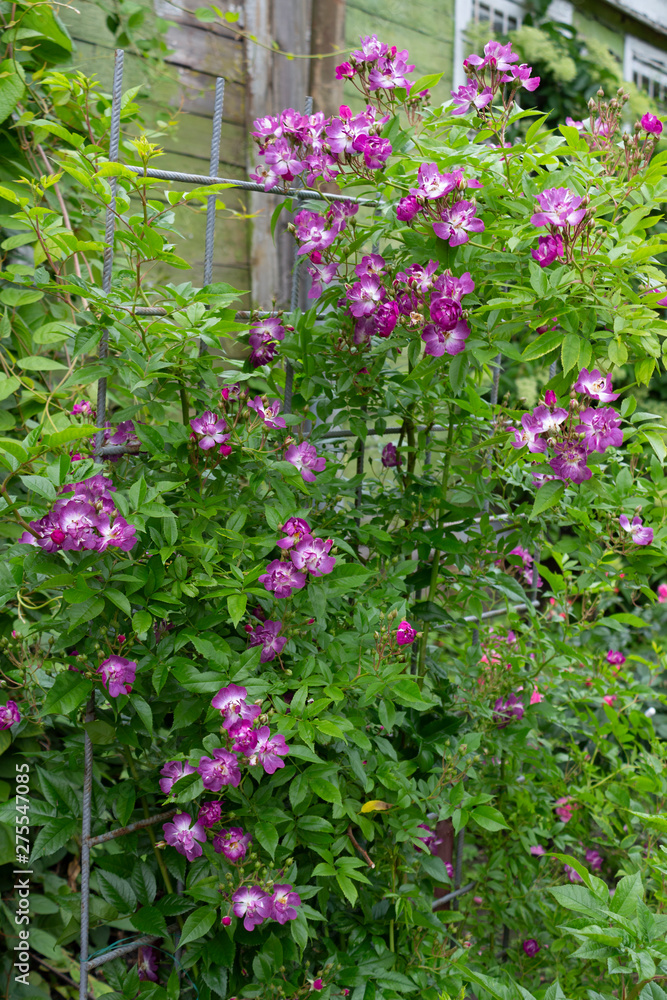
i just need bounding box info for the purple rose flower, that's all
[522,939,540,957]
[352,34,389,61]
[564,863,583,883]
[619,514,653,546]
[159,760,197,796]
[416,824,446,859]
[213,826,252,862]
[396,620,416,645]
[355,254,386,278]
[576,407,623,453]
[0,700,20,729]
[97,656,137,698]
[72,400,94,417]
[229,719,259,755]
[368,52,415,92]
[549,442,591,484]
[198,801,222,828]
[531,234,564,267]
[395,260,439,292]
[396,196,420,221]
[190,411,230,451]
[248,620,287,663]
[346,275,386,317]
[421,320,470,357]
[464,40,519,73]
[290,535,336,576]
[585,847,603,869]
[502,64,540,91]
[607,650,625,666]
[163,812,207,862]
[307,261,339,299]
[106,420,139,449]
[232,886,273,931]
[371,300,399,338]
[247,726,289,774]
[198,748,242,791]
[211,684,261,729]
[265,138,303,179]
[294,209,337,256]
[138,946,159,982]
[492,693,524,728]
[259,559,307,599]
[271,884,301,923]
[247,396,286,430]
[451,81,493,115]
[285,442,326,483]
[511,411,548,454]
[381,443,401,468]
[507,546,542,588]
[94,513,137,552]
[531,187,586,228]
[410,162,458,200]
[352,133,392,169]
[276,516,311,550]
[641,113,663,135]
[530,845,545,856]
[430,296,462,331]
[433,200,485,246]
[573,368,619,402]
[335,61,356,79]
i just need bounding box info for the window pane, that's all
[493,10,504,31]
[478,2,490,21]
[507,15,518,29]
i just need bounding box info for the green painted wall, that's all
[344,0,455,105]
[58,2,251,295]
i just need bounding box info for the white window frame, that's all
[624,34,667,102]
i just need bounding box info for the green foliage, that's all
[2,11,667,1000]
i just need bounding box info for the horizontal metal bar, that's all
[123,165,378,204]
[85,934,159,971]
[99,444,140,457]
[88,809,177,847]
[460,601,539,625]
[432,881,476,911]
[125,307,283,318]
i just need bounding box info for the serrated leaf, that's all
[255,821,278,859]
[177,906,218,947]
[42,671,92,717]
[96,871,136,914]
[471,804,509,832]
[30,818,78,862]
[227,592,247,628]
[131,904,169,937]
[420,852,453,882]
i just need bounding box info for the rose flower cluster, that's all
[396,162,485,248]
[19,474,137,554]
[512,368,624,486]
[260,516,335,599]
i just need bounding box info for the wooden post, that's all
[309,0,346,117]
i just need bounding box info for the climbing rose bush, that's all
[3,26,667,1000]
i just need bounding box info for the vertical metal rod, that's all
[203,78,225,288]
[79,696,96,1000]
[473,352,504,647]
[452,827,465,910]
[284,96,313,415]
[355,436,365,512]
[549,360,558,379]
[94,49,125,460]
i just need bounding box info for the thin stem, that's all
[124,751,177,900]
[417,409,456,677]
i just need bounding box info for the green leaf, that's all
[16,355,68,371]
[608,870,643,917]
[391,677,437,710]
[561,333,581,374]
[411,72,443,93]
[531,480,564,518]
[227,592,247,628]
[84,720,116,745]
[132,610,152,638]
[610,612,645,627]
[20,474,56,500]
[310,776,341,804]
[548,883,604,917]
[255,821,279,859]
[177,906,218,947]
[133,695,153,733]
[0,375,20,400]
[131,905,168,937]
[105,587,132,617]
[96,871,137,914]
[335,871,358,905]
[471,805,509,832]
[420,853,453,882]
[30,818,78,862]
[42,672,92,717]
[0,59,25,125]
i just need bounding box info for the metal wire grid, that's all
[75,48,540,994]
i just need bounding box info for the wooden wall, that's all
[59,1,251,297]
